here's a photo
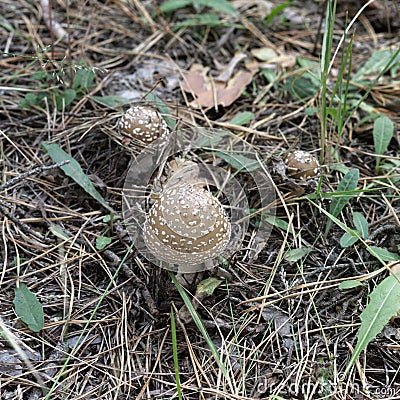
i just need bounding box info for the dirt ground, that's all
[0,1,399,399]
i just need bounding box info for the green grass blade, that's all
[169,272,230,381]
[170,307,183,400]
[342,274,400,378]
[324,168,359,235]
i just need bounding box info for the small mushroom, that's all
[118,105,170,147]
[143,184,231,266]
[284,150,320,181]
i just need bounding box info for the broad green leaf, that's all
[285,75,318,100]
[352,212,368,239]
[92,95,131,108]
[160,0,192,13]
[353,49,400,82]
[174,13,223,29]
[72,68,95,91]
[367,246,400,262]
[340,230,359,248]
[324,169,359,235]
[195,129,229,147]
[55,89,76,111]
[13,284,44,333]
[160,0,237,14]
[213,150,260,172]
[373,116,394,169]
[339,280,365,290]
[343,274,400,378]
[229,111,255,126]
[284,247,313,262]
[41,142,114,213]
[196,277,222,296]
[96,236,112,250]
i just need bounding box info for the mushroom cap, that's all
[143,184,231,266]
[118,105,170,146]
[284,150,320,180]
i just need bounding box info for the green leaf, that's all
[55,88,76,111]
[373,115,394,169]
[170,272,229,380]
[13,284,44,332]
[41,142,114,213]
[339,280,365,290]
[96,236,112,250]
[50,224,70,241]
[264,216,289,231]
[196,277,222,296]
[340,230,359,248]
[174,13,223,29]
[170,307,183,400]
[264,1,292,26]
[229,111,255,126]
[213,150,260,172]
[92,95,131,108]
[195,129,230,147]
[353,49,400,82]
[324,169,359,235]
[367,246,400,262]
[144,93,176,130]
[160,0,237,15]
[73,68,95,91]
[352,212,368,239]
[284,247,313,262]
[285,75,319,100]
[343,274,400,378]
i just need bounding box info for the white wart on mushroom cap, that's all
[118,105,170,146]
[284,150,320,181]
[143,184,231,266]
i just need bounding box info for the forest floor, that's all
[0,0,399,399]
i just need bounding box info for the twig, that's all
[1,160,70,191]
[40,0,69,42]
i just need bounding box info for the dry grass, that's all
[0,1,399,399]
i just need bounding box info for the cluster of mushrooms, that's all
[119,105,320,268]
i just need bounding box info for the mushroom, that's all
[284,150,320,181]
[143,183,231,266]
[118,105,170,147]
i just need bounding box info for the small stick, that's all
[0,198,48,242]
[1,160,70,191]
[40,0,69,42]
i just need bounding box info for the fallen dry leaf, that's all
[181,63,254,108]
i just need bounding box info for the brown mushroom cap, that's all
[143,184,231,266]
[284,150,320,180]
[118,105,170,146]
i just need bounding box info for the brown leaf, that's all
[181,64,254,108]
